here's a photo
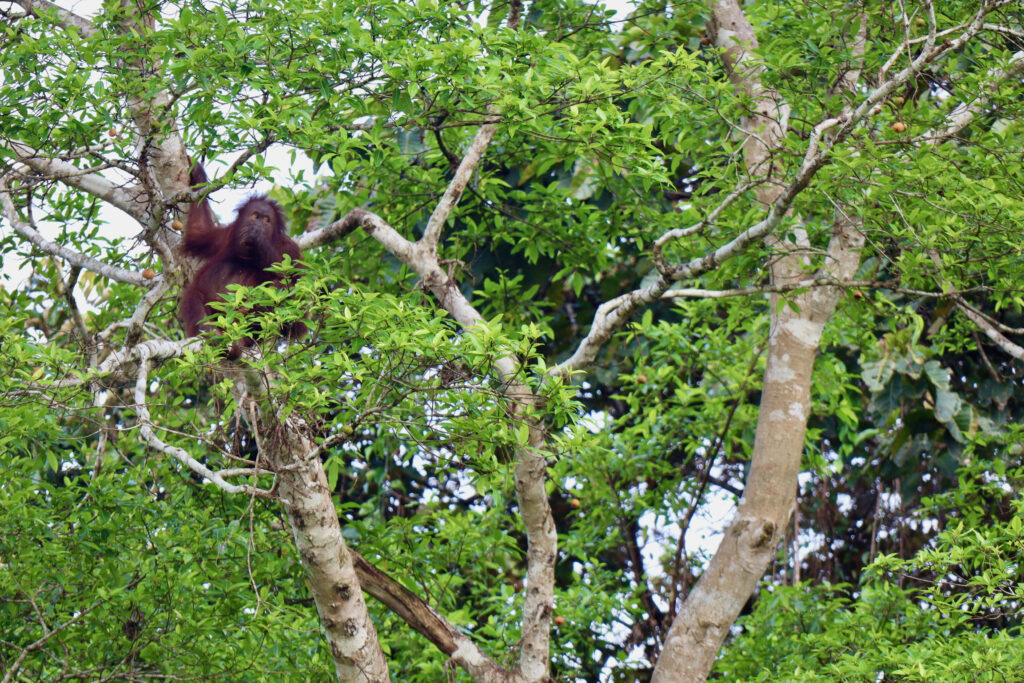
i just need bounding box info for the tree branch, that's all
[97,279,174,345]
[659,278,965,300]
[0,175,154,287]
[956,300,1024,361]
[420,119,500,254]
[0,591,106,683]
[305,204,556,681]
[4,141,148,221]
[550,0,1000,381]
[131,343,274,498]
[936,50,1024,141]
[351,552,516,682]
[11,0,93,35]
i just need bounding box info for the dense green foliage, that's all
[2,0,1023,680]
[719,460,1024,682]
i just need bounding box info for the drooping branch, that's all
[128,342,273,498]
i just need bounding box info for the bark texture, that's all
[261,411,391,682]
[651,2,863,680]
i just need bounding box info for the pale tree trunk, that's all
[651,2,865,680]
[655,4,1005,676]
[652,214,863,683]
[255,406,391,682]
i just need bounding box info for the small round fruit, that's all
[142,268,156,279]
[891,121,907,133]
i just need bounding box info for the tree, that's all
[2,0,1023,681]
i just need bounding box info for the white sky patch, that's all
[579,409,612,433]
[639,466,738,597]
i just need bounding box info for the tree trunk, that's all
[259,407,391,682]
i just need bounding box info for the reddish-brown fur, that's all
[179,163,307,358]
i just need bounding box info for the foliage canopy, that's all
[2,0,1023,681]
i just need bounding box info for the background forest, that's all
[1,0,1024,681]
